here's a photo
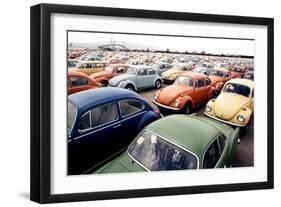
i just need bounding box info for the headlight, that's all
[154,93,159,100]
[206,105,212,112]
[237,115,245,122]
[174,99,180,107]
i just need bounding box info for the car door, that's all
[117,99,147,146]
[147,68,157,87]
[68,76,91,95]
[204,77,212,100]
[69,102,121,173]
[224,71,231,83]
[136,68,149,88]
[202,137,223,169]
[193,78,207,105]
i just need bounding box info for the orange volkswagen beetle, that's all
[153,72,215,114]
[208,67,232,93]
[68,71,100,95]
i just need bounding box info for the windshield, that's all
[223,83,251,97]
[174,76,194,87]
[126,67,137,74]
[105,66,113,72]
[210,70,225,77]
[128,131,198,171]
[67,101,77,131]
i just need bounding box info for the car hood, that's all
[162,69,180,78]
[214,93,249,120]
[109,74,136,85]
[209,75,224,85]
[90,71,111,78]
[157,84,192,105]
[95,153,146,174]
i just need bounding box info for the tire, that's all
[100,81,108,87]
[125,84,135,91]
[184,102,191,115]
[155,80,161,89]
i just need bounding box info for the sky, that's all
[68,31,254,56]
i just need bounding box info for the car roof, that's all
[109,63,128,67]
[145,115,221,158]
[68,70,91,78]
[68,87,143,112]
[180,71,208,79]
[225,78,254,89]
[133,65,156,70]
[213,66,229,72]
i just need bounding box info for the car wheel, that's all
[184,103,191,115]
[155,80,161,89]
[101,81,108,87]
[125,84,135,91]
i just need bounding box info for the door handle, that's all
[113,124,122,129]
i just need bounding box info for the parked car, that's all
[230,66,245,78]
[161,63,193,83]
[69,51,80,59]
[153,72,215,114]
[95,115,239,173]
[151,62,173,75]
[90,64,129,87]
[127,59,145,66]
[204,78,254,127]
[68,87,161,174]
[109,66,162,91]
[108,58,126,64]
[71,61,108,75]
[243,71,254,81]
[68,71,100,95]
[208,67,232,93]
[192,66,213,76]
[68,59,78,68]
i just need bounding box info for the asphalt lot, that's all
[139,83,254,168]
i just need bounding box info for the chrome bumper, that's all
[153,99,181,111]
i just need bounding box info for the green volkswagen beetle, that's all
[95,115,239,173]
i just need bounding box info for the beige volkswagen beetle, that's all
[204,78,254,127]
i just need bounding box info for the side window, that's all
[205,78,211,86]
[91,103,118,127]
[119,99,144,117]
[196,79,205,88]
[148,69,156,75]
[78,112,91,131]
[70,76,88,86]
[218,136,226,155]
[252,89,254,98]
[203,139,221,168]
[116,67,125,73]
[139,69,148,76]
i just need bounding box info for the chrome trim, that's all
[152,99,181,111]
[204,112,246,127]
[127,129,200,171]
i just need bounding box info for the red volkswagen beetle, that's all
[68,71,100,95]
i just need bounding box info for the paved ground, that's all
[139,83,254,167]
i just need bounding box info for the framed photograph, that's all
[30,3,274,203]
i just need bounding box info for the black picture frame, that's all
[30,3,274,203]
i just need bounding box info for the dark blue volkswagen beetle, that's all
[68,87,160,174]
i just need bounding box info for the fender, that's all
[137,111,159,132]
[119,80,137,91]
[180,95,195,109]
[207,86,216,99]
[95,77,109,84]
